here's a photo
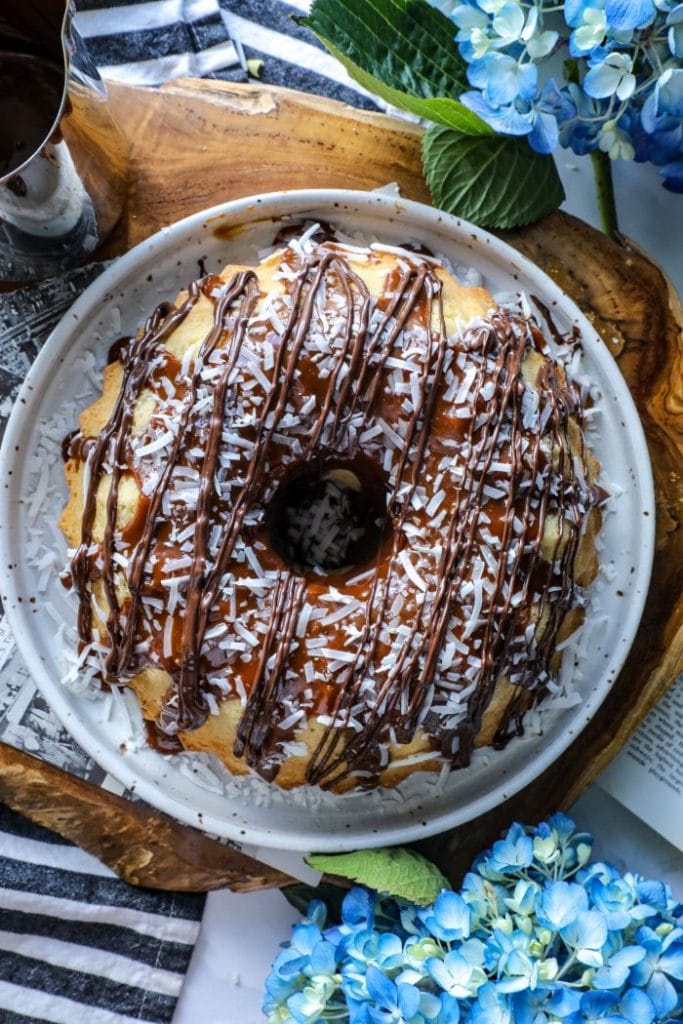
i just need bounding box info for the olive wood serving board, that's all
[1,78,681,892]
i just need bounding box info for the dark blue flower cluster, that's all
[263,815,683,1023]
[430,0,683,191]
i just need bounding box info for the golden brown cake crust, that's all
[60,227,602,792]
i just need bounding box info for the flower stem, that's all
[590,149,619,240]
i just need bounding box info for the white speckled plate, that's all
[0,190,655,852]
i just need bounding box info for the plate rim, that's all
[0,188,656,851]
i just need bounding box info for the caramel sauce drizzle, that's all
[68,236,598,789]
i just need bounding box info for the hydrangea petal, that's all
[668,4,683,56]
[619,988,656,1024]
[461,91,534,135]
[437,993,461,1024]
[660,941,683,980]
[492,3,525,41]
[645,970,679,1017]
[584,61,622,98]
[528,109,559,153]
[539,881,588,929]
[605,0,656,29]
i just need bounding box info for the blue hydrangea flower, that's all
[537,880,589,930]
[468,982,514,1024]
[629,925,683,1017]
[565,0,609,54]
[343,888,376,929]
[668,4,683,56]
[362,966,421,1024]
[486,824,536,875]
[461,872,508,928]
[561,908,609,968]
[592,943,647,989]
[433,0,683,190]
[426,948,487,997]
[604,0,658,31]
[287,977,338,1024]
[263,817,683,1024]
[418,891,471,943]
[484,928,540,992]
[584,52,637,100]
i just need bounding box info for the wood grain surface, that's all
[1,78,681,891]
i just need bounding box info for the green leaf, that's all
[281,882,347,922]
[306,847,450,906]
[300,0,492,136]
[423,124,565,229]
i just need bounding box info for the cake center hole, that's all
[268,459,390,576]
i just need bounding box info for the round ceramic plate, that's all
[0,190,655,852]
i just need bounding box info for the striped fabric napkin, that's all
[0,803,205,1023]
[73,0,379,109]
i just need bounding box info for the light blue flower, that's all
[452,4,498,61]
[584,52,636,100]
[269,923,328,987]
[418,891,471,943]
[585,867,649,929]
[342,929,404,972]
[510,986,555,1024]
[364,966,421,1024]
[469,982,514,1024]
[461,89,533,135]
[537,881,589,930]
[398,904,430,939]
[492,3,526,44]
[402,935,444,971]
[303,900,328,929]
[462,872,508,927]
[486,823,536,875]
[434,993,461,1024]
[642,67,683,130]
[426,948,487,997]
[505,879,542,918]
[468,52,538,105]
[575,989,621,1023]
[522,6,559,58]
[264,817,683,1024]
[287,976,338,1024]
[618,987,657,1024]
[343,888,376,929]
[668,3,683,56]
[572,987,656,1024]
[561,908,609,968]
[592,944,646,989]
[478,0,513,14]
[485,928,540,992]
[565,0,608,54]
[605,0,657,30]
[547,985,582,1018]
[629,925,683,1017]
[634,876,672,914]
[599,120,636,158]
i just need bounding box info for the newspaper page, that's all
[599,675,683,851]
[0,267,318,884]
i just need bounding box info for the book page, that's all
[599,675,683,850]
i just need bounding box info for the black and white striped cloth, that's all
[0,804,204,1022]
[74,0,381,109]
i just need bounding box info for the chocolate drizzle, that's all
[66,230,600,790]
